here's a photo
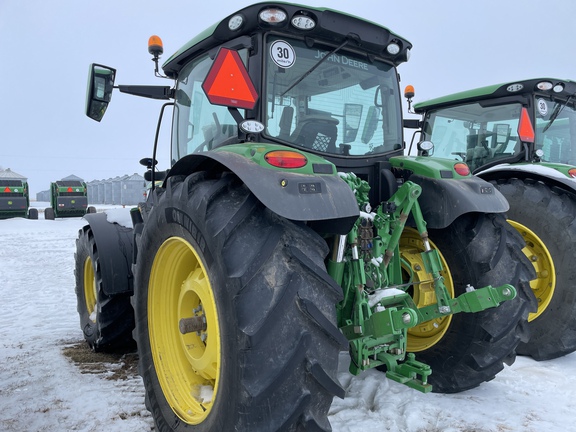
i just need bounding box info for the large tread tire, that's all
[493,178,576,360]
[74,225,135,352]
[45,207,55,220]
[407,213,536,393]
[133,171,346,432]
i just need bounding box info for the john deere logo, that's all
[8,201,12,205]
[71,200,76,204]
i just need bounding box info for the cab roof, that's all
[162,1,412,78]
[414,77,576,113]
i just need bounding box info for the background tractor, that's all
[76,3,536,430]
[409,77,576,361]
[45,180,94,219]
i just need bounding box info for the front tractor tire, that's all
[74,225,135,351]
[493,178,576,360]
[400,213,536,393]
[133,171,346,432]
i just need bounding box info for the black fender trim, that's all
[409,175,509,229]
[168,152,360,234]
[83,212,134,295]
[478,166,576,196]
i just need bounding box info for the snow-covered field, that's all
[1,204,575,432]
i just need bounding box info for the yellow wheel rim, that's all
[400,228,454,352]
[83,256,97,323]
[508,220,555,322]
[149,236,220,425]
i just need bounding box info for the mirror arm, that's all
[403,119,421,129]
[117,85,174,100]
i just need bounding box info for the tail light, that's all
[265,150,307,168]
[454,163,470,176]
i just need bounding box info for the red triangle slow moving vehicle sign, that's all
[202,47,258,110]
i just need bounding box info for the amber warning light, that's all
[404,85,415,99]
[148,35,164,56]
[202,48,258,110]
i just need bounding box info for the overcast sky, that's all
[1,0,575,196]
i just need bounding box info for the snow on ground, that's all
[1,204,575,431]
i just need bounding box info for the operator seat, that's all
[465,134,490,171]
[292,115,339,153]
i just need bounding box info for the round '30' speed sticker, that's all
[537,98,548,117]
[270,40,296,68]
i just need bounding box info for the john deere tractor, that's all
[409,78,576,361]
[76,3,535,430]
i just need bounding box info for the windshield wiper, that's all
[281,37,351,97]
[543,93,575,132]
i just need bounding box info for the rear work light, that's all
[259,8,287,24]
[265,150,307,168]
[536,81,553,91]
[453,163,470,176]
[228,14,244,31]
[291,14,315,30]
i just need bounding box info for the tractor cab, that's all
[413,78,576,176]
[172,34,404,159]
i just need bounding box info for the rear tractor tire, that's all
[45,207,55,220]
[74,225,135,352]
[133,171,347,431]
[400,212,536,393]
[493,178,576,360]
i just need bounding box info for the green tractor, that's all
[76,3,536,430]
[408,77,576,361]
[0,179,37,220]
[45,180,94,219]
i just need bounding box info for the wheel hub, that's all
[149,236,221,424]
[508,220,555,322]
[400,228,454,352]
[83,256,97,323]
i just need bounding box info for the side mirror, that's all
[343,103,363,143]
[86,64,116,122]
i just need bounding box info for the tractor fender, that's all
[478,164,576,196]
[167,151,360,234]
[83,212,134,295]
[408,174,509,229]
